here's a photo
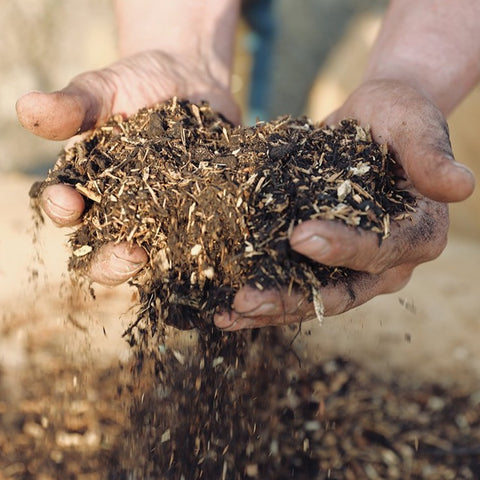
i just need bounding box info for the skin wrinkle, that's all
[395,200,448,271]
[326,264,411,316]
[114,52,181,110]
[331,276,360,315]
[73,74,113,133]
[225,287,313,329]
[63,50,239,136]
[422,110,453,160]
[359,81,449,162]
[350,267,401,311]
[343,81,474,204]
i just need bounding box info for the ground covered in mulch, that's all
[8,99,478,479]
[1,329,479,479]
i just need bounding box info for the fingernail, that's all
[291,234,331,258]
[109,252,145,276]
[237,302,276,317]
[46,197,77,220]
[214,312,233,328]
[453,161,475,177]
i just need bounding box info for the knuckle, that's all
[359,248,396,275]
[363,259,389,275]
[429,236,447,261]
[380,265,414,295]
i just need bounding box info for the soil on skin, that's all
[16,99,480,479]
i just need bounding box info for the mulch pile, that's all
[1,331,479,479]
[4,99,476,479]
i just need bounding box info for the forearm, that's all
[114,0,241,89]
[364,0,480,115]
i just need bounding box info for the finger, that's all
[383,91,474,202]
[214,264,413,331]
[40,184,85,227]
[214,286,312,331]
[290,219,406,274]
[326,81,476,203]
[290,195,448,274]
[88,242,148,286]
[41,185,148,283]
[16,72,114,140]
[392,116,475,203]
[320,264,413,316]
[16,90,97,141]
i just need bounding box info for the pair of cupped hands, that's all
[16,51,475,330]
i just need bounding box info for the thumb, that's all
[396,125,475,203]
[16,73,115,141]
[377,92,476,203]
[327,80,476,203]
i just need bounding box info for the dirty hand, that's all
[16,50,239,285]
[214,79,475,331]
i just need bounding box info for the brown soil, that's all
[30,98,414,332]
[1,330,479,479]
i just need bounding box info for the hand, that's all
[214,79,475,330]
[17,50,240,285]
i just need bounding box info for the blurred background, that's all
[1,0,479,384]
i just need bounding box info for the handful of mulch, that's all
[30,98,415,330]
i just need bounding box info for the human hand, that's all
[214,79,475,330]
[17,50,240,285]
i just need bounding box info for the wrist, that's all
[362,67,441,114]
[362,0,480,116]
[362,59,477,118]
[114,0,240,90]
